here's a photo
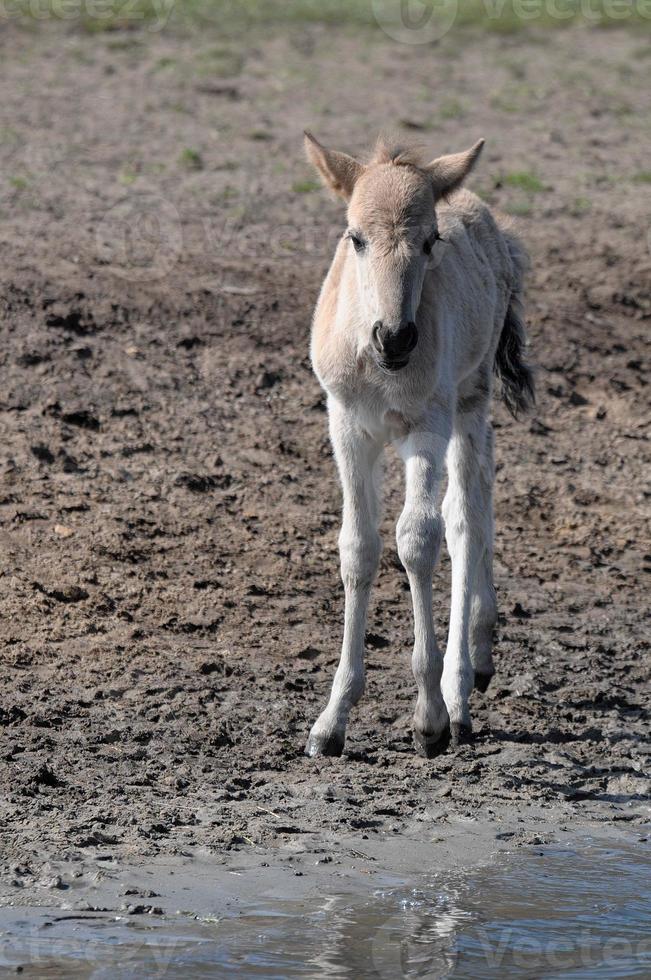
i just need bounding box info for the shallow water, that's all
[1,837,650,979]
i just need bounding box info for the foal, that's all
[303,132,534,758]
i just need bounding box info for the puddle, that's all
[1,836,650,979]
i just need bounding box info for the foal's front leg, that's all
[395,422,452,758]
[306,405,382,757]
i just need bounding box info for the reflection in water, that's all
[0,838,649,979]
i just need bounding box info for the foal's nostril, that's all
[383,322,418,360]
[372,321,384,353]
[403,321,418,354]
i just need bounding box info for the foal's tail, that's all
[494,229,535,419]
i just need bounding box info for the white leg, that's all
[306,402,382,757]
[395,418,452,758]
[469,424,497,691]
[442,411,492,744]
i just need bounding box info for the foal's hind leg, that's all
[441,403,493,745]
[469,423,498,693]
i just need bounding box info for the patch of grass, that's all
[196,44,244,78]
[105,36,143,51]
[5,0,374,33]
[118,168,138,186]
[292,179,321,194]
[490,93,522,114]
[475,185,496,204]
[210,186,238,207]
[438,98,466,121]
[153,56,177,72]
[0,126,20,146]
[632,171,651,183]
[453,0,651,32]
[9,176,29,191]
[569,196,591,216]
[609,96,635,117]
[502,171,548,193]
[5,0,651,35]
[491,82,545,114]
[179,148,204,171]
[184,0,377,30]
[499,169,550,217]
[506,200,533,218]
[67,45,95,65]
[79,0,167,32]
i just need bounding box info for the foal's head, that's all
[305,132,484,372]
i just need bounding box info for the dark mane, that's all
[368,137,426,169]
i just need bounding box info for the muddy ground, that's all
[0,19,649,896]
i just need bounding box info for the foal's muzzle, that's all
[372,320,418,371]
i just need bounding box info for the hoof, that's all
[305,730,345,758]
[449,722,473,748]
[474,671,494,694]
[413,725,450,759]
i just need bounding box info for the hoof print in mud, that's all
[474,671,494,694]
[305,731,345,758]
[413,726,451,759]
[449,723,473,749]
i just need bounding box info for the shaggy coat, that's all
[303,133,534,758]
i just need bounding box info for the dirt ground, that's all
[0,19,649,894]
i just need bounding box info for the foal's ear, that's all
[303,131,364,201]
[425,139,485,199]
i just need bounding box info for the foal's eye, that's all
[348,233,366,253]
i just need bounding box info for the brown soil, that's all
[0,21,649,890]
